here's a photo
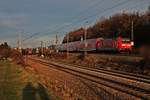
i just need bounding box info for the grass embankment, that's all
[0,61,57,100]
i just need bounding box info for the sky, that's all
[0,0,149,48]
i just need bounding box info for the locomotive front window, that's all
[122,40,131,43]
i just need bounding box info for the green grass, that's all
[0,61,58,100]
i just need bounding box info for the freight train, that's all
[55,37,132,52]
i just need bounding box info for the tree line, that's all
[0,42,24,65]
[0,42,11,59]
[63,7,150,48]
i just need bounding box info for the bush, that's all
[10,50,25,65]
[0,42,25,65]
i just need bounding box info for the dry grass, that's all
[47,53,150,75]
[0,61,57,100]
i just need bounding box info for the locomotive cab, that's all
[117,37,132,52]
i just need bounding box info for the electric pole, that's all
[45,41,47,48]
[148,2,150,12]
[56,34,58,45]
[67,33,69,58]
[55,34,58,52]
[17,32,22,53]
[84,28,87,57]
[84,21,88,57]
[131,20,134,46]
[41,41,44,57]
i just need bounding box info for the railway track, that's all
[55,60,150,81]
[56,52,142,58]
[29,57,150,99]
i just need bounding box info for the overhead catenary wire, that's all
[22,0,148,46]
[31,0,131,40]
[22,0,105,42]
[65,0,149,28]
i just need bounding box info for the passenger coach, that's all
[56,36,132,52]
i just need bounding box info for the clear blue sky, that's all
[0,0,149,47]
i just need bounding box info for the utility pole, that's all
[67,34,69,58]
[56,34,58,45]
[41,41,44,57]
[55,34,59,52]
[84,28,87,57]
[131,20,134,46]
[45,41,47,48]
[83,21,88,57]
[45,41,48,56]
[17,32,22,54]
[148,2,150,12]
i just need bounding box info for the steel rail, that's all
[30,58,150,99]
[52,60,150,82]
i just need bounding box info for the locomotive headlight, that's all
[131,41,134,46]
[127,44,131,47]
[121,44,125,46]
